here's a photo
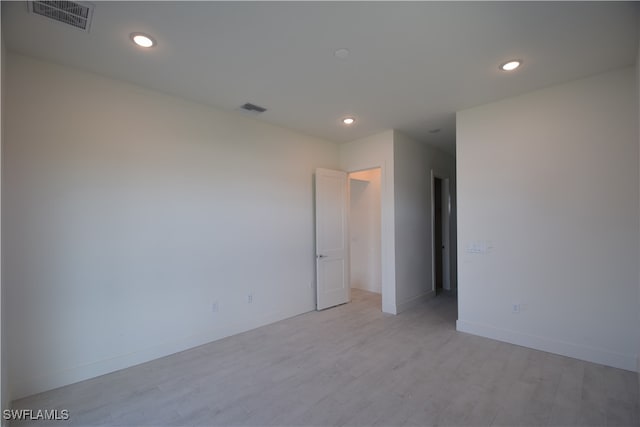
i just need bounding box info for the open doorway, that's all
[431,171,451,295]
[348,168,382,309]
[434,177,444,295]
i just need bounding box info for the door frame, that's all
[345,162,395,314]
[431,169,451,292]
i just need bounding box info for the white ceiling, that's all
[3,1,638,154]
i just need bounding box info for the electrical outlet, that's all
[248,294,253,304]
[212,301,219,313]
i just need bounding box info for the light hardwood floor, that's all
[11,289,640,426]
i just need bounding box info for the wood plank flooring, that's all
[11,289,640,426]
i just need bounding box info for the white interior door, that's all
[315,168,349,310]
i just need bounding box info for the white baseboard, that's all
[456,319,637,372]
[396,290,435,314]
[11,306,312,400]
[382,301,397,315]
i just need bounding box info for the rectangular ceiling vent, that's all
[28,1,94,32]
[239,103,267,114]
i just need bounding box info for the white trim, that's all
[456,319,637,372]
[396,290,435,314]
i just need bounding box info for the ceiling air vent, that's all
[239,103,267,114]
[28,1,94,32]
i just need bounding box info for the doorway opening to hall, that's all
[431,172,454,298]
[348,168,382,310]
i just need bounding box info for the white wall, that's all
[457,66,639,371]
[340,130,396,313]
[349,169,381,294]
[637,30,640,387]
[393,131,456,312]
[4,53,339,399]
[340,130,457,313]
[0,6,7,418]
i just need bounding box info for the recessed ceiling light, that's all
[342,117,355,125]
[130,33,155,48]
[500,60,521,71]
[334,48,350,59]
